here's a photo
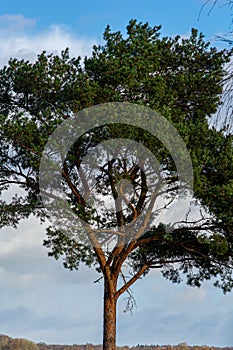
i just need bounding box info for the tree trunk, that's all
[103,278,117,350]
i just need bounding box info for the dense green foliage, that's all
[0,20,232,296]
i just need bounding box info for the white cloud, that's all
[0,14,36,33]
[0,216,103,344]
[0,14,95,67]
[1,200,233,345]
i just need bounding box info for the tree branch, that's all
[62,161,86,207]
[116,264,149,298]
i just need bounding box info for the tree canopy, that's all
[0,20,233,349]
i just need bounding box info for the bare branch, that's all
[116,264,149,298]
[120,271,137,314]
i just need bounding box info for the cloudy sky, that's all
[0,0,233,347]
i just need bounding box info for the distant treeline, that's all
[37,344,233,350]
[0,335,232,350]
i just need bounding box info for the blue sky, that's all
[0,0,232,347]
[0,0,231,39]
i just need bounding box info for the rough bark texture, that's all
[103,278,117,350]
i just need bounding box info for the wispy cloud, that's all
[0,14,36,33]
[0,14,95,67]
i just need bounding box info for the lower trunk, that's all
[103,279,117,350]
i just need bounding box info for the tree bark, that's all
[103,277,117,350]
